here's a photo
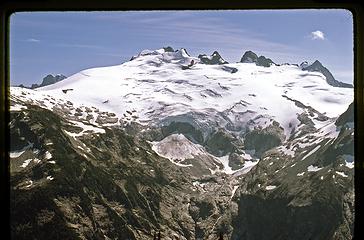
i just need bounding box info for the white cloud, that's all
[310,30,325,40]
[25,38,40,42]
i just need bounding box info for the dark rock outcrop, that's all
[163,46,174,52]
[257,56,274,67]
[222,66,238,73]
[161,121,204,144]
[198,51,228,65]
[335,102,354,126]
[240,51,275,67]
[15,74,66,89]
[244,121,285,156]
[205,129,238,156]
[231,194,344,240]
[31,74,67,89]
[240,51,258,63]
[228,152,245,170]
[182,60,196,70]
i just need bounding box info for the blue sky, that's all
[10,10,353,86]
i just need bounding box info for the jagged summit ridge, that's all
[198,51,228,65]
[240,50,275,67]
[240,50,258,63]
[17,74,67,89]
[129,47,196,65]
[15,47,352,90]
[39,74,67,87]
[128,47,351,88]
[238,49,352,88]
[299,61,309,69]
[301,60,353,88]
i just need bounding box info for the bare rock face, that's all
[163,46,174,52]
[31,74,67,89]
[205,129,240,156]
[228,152,245,170]
[244,121,285,157]
[335,102,354,126]
[240,51,275,67]
[95,115,118,124]
[240,51,258,63]
[256,55,274,67]
[302,60,353,88]
[198,51,228,65]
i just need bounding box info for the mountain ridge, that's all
[301,59,353,88]
[9,46,354,239]
[16,74,67,89]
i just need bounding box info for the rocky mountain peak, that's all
[302,60,353,88]
[240,50,258,63]
[299,61,309,69]
[163,46,174,52]
[198,50,228,65]
[240,51,275,67]
[212,51,220,57]
[304,60,323,71]
[312,59,322,65]
[257,55,275,67]
[28,74,67,89]
[42,74,66,86]
[130,47,194,65]
[180,48,190,57]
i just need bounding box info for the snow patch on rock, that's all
[307,165,323,172]
[265,185,277,190]
[9,142,34,158]
[335,171,348,178]
[21,159,32,168]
